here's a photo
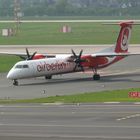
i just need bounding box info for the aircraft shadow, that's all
[100,73,140,82]
[20,72,140,86]
[20,77,94,86]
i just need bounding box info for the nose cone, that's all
[7,71,12,79]
[7,70,15,80]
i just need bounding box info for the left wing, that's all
[0,51,56,59]
[0,52,27,57]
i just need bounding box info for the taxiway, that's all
[0,103,140,140]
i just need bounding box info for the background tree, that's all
[1,0,140,17]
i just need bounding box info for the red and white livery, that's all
[6,21,140,85]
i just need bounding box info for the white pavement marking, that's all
[104,102,120,104]
[117,114,140,121]
[134,102,140,105]
[41,102,64,105]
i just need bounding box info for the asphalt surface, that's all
[0,103,140,140]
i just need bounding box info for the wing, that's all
[1,51,140,60]
[0,52,56,59]
[0,52,27,57]
[91,52,140,57]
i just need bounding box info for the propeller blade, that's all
[79,49,83,59]
[71,49,85,72]
[73,63,78,71]
[26,48,30,59]
[80,65,84,72]
[29,51,37,60]
[71,49,77,58]
[73,63,85,72]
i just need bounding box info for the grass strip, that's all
[0,22,140,45]
[0,55,21,72]
[0,88,140,104]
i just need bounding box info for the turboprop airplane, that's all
[5,21,140,85]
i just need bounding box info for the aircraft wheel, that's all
[45,75,52,80]
[93,74,100,80]
[13,80,18,86]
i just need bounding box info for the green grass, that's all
[0,55,21,72]
[0,88,140,104]
[0,22,140,45]
[1,15,140,20]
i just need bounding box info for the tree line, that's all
[0,0,140,17]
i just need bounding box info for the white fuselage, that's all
[7,56,77,80]
[7,54,123,80]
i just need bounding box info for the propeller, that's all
[20,48,37,60]
[71,49,86,72]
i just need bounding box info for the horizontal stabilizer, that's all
[103,21,140,26]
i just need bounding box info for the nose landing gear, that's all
[13,80,18,86]
[45,75,52,80]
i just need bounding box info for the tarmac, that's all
[0,103,140,140]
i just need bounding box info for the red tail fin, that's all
[115,21,133,53]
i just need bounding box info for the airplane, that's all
[3,21,140,86]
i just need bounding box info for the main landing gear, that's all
[13,79,18,86]
[92,69,100,80]
[45,75,52,80]
[93,74,100,80]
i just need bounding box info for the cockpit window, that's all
[15,65,22,69]
[23,65,29,68]
[15,65,29,69]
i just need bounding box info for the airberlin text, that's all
[37,62,70,72]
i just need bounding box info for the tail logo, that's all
[121,27,130,51]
